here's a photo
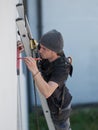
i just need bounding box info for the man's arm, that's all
[24,57,58,98]
[34,73,58,98]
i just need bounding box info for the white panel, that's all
[0,0,17,130]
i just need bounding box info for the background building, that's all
[27,0,98,106]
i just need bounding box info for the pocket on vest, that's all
[51,107,72,123]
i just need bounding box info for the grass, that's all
[29,106,98,130]
[29,107,48,130]
[70,107,98,130]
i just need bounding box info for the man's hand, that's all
[24,57,39,75]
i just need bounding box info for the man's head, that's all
[39,29,64,54]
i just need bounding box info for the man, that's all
[21,29,73,130]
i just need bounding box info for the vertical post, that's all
[36,0,42,39]
[17,44,23,130]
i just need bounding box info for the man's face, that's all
[39,44,53,59]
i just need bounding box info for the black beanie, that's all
[39,29,64,53]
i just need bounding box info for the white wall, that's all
[0,0,17,130]
[42,0,98,104]
[0,0,29,130]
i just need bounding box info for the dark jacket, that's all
[39,54,73,115]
